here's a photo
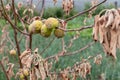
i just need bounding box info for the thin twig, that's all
[66,32,80,49]
[0,60,10,80]
[29,34,32,49]
[59,25,93,32]
[65,0,107,21]
[40,0,45,17]
[16,13,31,49]
[45,41,95,61]
[18,34,24,43]
[2,13,29,35]
[13,29,23,68]
[12,0,17,25]
[16,13,30,25]
[6,33,16,49]
[64,41,95,56]
[36,0,42,9]
[11,0,23,68]
[12,1,28,79]
[40,37,55,55]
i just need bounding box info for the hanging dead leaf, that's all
[38,61,46,80]
[30,68,37,80]
[94,54,102,64]
[55,55,59,63]
[44,61,49,76]
[18,2,23,9]
[61,70,69,80]
[53,0,57,5]
[34,48,38,54]
[6,63,14,79]
[2,56,9,66]
[20,49,31,59]
[109,29,117,59]
[92,8,120,59]
[34,67,41,79]
[92,15,100,41]
[105,10,114,28]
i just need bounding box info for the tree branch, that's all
[12,0,17,25]
[45,41,95,61]
[65,0,107,21]
[59,25,93,32]
[40,37,55,55]
[6,33,16,49]
[40,0,45,18]
[0,60,10,80]
[11,0,23,68]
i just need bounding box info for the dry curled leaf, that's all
[2,56,9,66]
[53,0,57,5]
[94,54,102,65]
[34,48,38,54]
[62,0,74,15]
[105,10,114,28]
[55,55,59,63]
[0,26,8,54]
[91,0,98,10]
[25,55,34,68]
[34,67,41,79]
[99,73,106,80]
[61,69,69,80]
[32,52,48,80]
[79,62,91,78]
[5,4,11,11]
[92,15,100,41]
[72,72,77,80]
[20,49,34,68]
[92,8,120,59]
[38,61,46,80]
[6,63,14,79]
[18,2,23,9]
[49,74,57,80]
[20,49,31,59]
[30,68,37,80]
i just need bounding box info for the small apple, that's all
[54,29,65,38]
[45,17,59,29]
[19,73,24,80]
[28,20,43,34]
[41,24,52,37]
[9,49,16,55]
[23,69,29,76]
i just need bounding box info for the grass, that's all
[0,16,120,80]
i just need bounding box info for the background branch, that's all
[40,37,55,55]
[0,60,9,80]
[45,41,95,61]
[65,0,107,21]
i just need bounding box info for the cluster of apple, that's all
[9,18,65,56]
[28,17,65,38]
